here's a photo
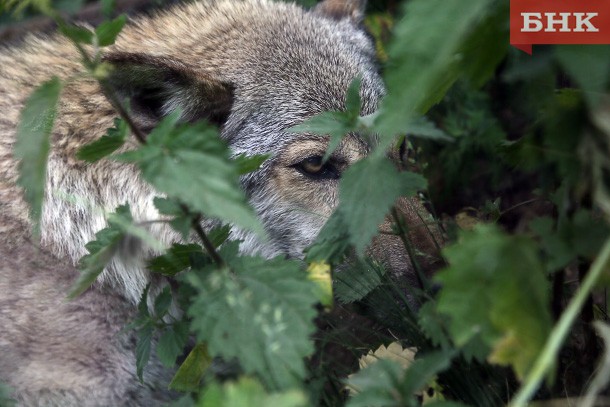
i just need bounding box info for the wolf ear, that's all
[314,0,366,24]
[103,52,234,132]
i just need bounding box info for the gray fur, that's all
[0,0,440,405]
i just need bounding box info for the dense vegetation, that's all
[3,0,610,405]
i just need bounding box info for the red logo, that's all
[510,0,610,54]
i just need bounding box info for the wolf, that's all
[0,0,441,405]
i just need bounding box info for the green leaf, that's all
[234,153,270,175]
[153,197,194,239]
[346,351,453,407]
[403,117,452,142]
[169,343,212,392]
[147,243,205,276]
[187,251,318,390]
[0,382,15,407]
[95,14,126,47]
[417,302,451,350]
[401,351,454,399]
[435,224,552,379]
[290,77,362,161]
[59,23,94,44]
[136,321,153,382]
[157,320,189,368]
[198,377,308,407]
[375,0,496,144]
[555,45,610,107]
[334,258,384,304]
[346,359,406,407]
[339,156,427,254]
[153,286,173,317]
[14,77,62,236]
[305,211,351,264]
[118,115,262,234]
[67,204,133,299]
[76,118,127,162]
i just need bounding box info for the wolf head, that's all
[24,0,440,303]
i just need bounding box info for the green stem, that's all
[510,236,610,407]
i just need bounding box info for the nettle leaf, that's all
[59,23,94,44]
[118,114,262,234]
[334,258,384,304]
[153,197,194,239]
[417,302,451,350]
[157,320,189,368]
[305,211,351,264]
[435,224,552,379]
[187,250,318,390]
[346,359,404,407]
[375,0,495,144]
[77,118,127,162]
[290,77,362,161]
[339,156,427,254]
[234,153,271,175]
[199,377,308,407]
[346,351,453,407]
[147,243,205,276]
[14,77,62,236]
[95,14,126,47]
[169,343,212,392]
[67,204,133,299]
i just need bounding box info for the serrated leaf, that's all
[199,377,308,407]
[157,320,189,368]
[334,258,383,304]
[346,359,405,407]
[153,286,173,317]
[118,115,263,234]
[76,118,127,162]
[67,204,133,299]
[435,224,552,379]
[59,23,94,44]
[347,351,453,407]
[401,351,453,399]
[305,211,351,264]
[169,343,211,392]
[14,77,61,236]
[147,243,205,276]
[234,153,270,175]
[95,14,126,47]
[153,197,194,239]
[339,156,427,254]
[375,0,496,144]
[136,321,153,382]
[417,302,451,350]
[187,253,318,390]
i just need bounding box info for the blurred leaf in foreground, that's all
[435,224,551,379]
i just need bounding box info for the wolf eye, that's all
[294,156,340,180]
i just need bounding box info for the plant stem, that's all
[191,214,225,267]
[510,236,610,407]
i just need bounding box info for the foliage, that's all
[14,77,61,236]
[9,0,610,406]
